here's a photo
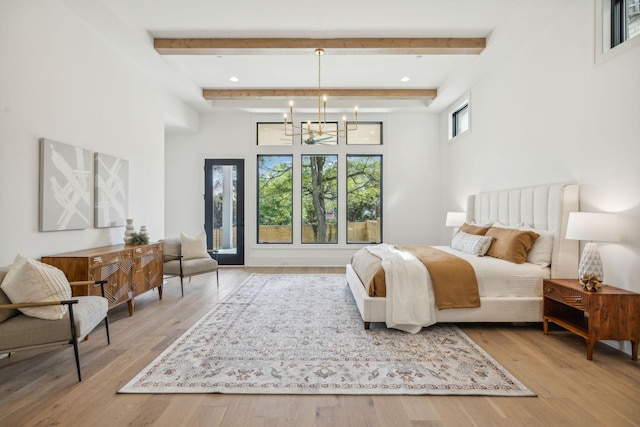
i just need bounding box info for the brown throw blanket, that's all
[397,245,480,309]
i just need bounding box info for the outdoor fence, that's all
[213,219,381,247]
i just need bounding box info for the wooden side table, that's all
[543,278,640,360]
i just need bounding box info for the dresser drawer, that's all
[544,281,586,310]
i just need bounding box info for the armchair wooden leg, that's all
[216,269,219,289]
[179,275,184,297]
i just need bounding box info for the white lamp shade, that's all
[565,212,619,243]
[445,212,466,227]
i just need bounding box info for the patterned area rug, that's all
[119,274,534,396]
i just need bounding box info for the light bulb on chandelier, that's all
[283,48,358,141]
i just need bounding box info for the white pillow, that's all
[492,222,523,229]
[521,227,554,267]
[181,231,209,260]
[0,254,72,320]
[451,231,494,256]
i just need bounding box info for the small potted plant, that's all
[129,231,149,245]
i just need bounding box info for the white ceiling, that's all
[57,0,562,116]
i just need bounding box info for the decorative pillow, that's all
[0,287,18,323]
[160,238,181,257]
[0,254,72,320]
[492,222,522,229]
[521,227,554,267]
[181,231,209,260]
[485,227,540,264]
[459,223,491,236]
[451,231,494,256]
[0,268,19,323]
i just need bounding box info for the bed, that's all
[346,183,580,329]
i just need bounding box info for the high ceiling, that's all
[58,0,560,116]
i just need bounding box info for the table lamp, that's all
[565,212,619,281]
[445,212,466,227]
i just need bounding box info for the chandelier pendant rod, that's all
[283,48,358,138]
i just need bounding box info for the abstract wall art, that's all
[39,138,92,231]
[94,152,128,228]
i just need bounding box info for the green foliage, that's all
[258,156,293,226]
[129,232,149,245]
[301,155,338,243]
[346,155,381,222]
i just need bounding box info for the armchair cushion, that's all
[1,255,72,320]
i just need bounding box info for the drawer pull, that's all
[575,298,582,303]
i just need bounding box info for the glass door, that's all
[204,159,244,265]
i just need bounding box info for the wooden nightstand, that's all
[543,278,640,360]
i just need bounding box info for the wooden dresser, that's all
[41,243,163,316]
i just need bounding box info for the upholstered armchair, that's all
[0,264,110,382]
[160,232,219,296]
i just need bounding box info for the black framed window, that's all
[301,154,338,243]
[452,103,469,138]
[301,122,338,145]
[257,155,293,243]
[346,122,383,145]
[346,155,382,244]
[612,0,640,47]
[257,122,292,146]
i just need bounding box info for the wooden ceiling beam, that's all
[202,88,437,100]
[155,38,485,55]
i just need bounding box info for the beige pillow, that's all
[485,227,540,264]
[459,223,491,236]
[0,255,72,320]
[0,288,18,323]
[181,231,209,260]
[160,238,181,257]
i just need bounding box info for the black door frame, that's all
[204,159,245,265]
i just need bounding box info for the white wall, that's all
[165,111,441,266]
[0,0,167,265]
[439,1,640,298]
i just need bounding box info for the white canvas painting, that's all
[39,138,92,231]
[95,152,128,228]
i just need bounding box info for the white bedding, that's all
[366,243,435,333]
[433,246,550,298]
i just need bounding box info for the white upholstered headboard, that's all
[466,183,579,279]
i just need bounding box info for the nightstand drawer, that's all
[544,281,585,310]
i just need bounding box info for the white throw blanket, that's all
[366,243,436,333]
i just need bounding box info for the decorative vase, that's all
[124,219,135,244]
[139,225,149,239]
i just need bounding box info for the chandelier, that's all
[283,48,358,142]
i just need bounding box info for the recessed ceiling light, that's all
[229,76,239,82]
[400,76,410,82]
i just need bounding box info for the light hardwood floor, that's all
[1,267,639,427]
